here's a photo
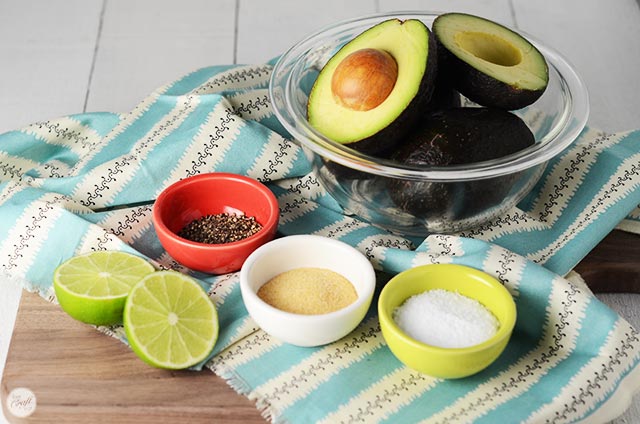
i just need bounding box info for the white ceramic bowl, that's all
[239,235,376,347]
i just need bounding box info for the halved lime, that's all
[53,251,155,325]
[123,271,219,369]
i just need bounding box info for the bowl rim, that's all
[152,172,280,251]
[378,263,517,354]
[269,10,590,181]
[239,234,376,321]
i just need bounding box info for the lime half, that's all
[123,271,219,369]
[53,251,155,325]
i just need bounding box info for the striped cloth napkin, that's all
[1,62,640,423]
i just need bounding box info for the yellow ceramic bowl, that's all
[378,264,517,379]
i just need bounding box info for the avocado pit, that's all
[331,48,398,111]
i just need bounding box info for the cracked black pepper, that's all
[178,213,263,244]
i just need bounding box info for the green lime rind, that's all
[53,251,155,325]
[123,271,219,370]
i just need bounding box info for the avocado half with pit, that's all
[433,13,549,110]
[307,18,437,155]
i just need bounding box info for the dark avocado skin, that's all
[425,47,462,113]
[344,29,439,155]
[389,107,535,218]
[393,108,534,165]
[424,72,461,113]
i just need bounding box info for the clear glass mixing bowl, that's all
[269,12,589,235]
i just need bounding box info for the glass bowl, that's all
[269,11,589,236]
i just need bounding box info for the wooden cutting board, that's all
[2,230,639,423]
[1,291,264,424]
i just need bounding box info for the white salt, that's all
[393,289,499,348]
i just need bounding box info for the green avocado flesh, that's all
[433,13,549,110]
[307,19,436,153]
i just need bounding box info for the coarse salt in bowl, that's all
[393,288,501,349]
[239,234,376,347]
[378,263,517,379]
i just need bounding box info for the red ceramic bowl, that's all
[152,173,279,274]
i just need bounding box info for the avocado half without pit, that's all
[433,13,549,110]
[307,18,437,155]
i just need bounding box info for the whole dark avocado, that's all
[307,18,438,155]
[433,13,548,110]
[392,107,535,166]
[389,107,535,218]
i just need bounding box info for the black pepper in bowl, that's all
[178,213,263,244]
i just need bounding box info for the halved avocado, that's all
[433,13,548,110]
[307,19,437,155]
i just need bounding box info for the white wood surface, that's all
[1,0,639,422]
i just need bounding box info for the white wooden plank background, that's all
[1,0,639,422]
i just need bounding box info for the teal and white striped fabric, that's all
[1,63,640,423]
